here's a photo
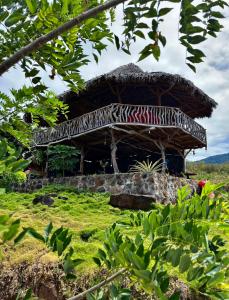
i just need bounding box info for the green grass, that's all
[0,181,228,298]
[0,186,135,270]
[186,162,229,184]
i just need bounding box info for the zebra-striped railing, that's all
[33,103,207,146]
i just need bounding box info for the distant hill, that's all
[196,153,229,164]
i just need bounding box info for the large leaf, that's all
[179,254,191,273]
[5,9,23,27]
[3,219,20,242]
[25,0,37,14]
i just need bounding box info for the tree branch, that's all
[67,268,126,300]
[0,0,127,76]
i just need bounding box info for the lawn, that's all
[0,171,228,299]
[0,185,135,270]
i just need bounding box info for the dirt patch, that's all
[0,262,209,300]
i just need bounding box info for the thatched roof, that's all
[60,63,217,119]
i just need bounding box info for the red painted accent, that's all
[198,180,207,188]
[127,111,160,124]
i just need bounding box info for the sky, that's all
[0,3,229,161]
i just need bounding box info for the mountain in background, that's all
[195,153,229,164]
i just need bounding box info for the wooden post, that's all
[154,141,166,173]
[110,129,119,173]
[45,146,49,177]
[160,143,166,173]
[80,146,85,175]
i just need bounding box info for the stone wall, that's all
[13,173,197,204]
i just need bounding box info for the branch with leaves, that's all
[0,0,228,147]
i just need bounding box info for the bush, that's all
[0,171,26,191]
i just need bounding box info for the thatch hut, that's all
[33,63,217,175]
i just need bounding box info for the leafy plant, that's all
[0,215,21,247]
[0,0,227,178]
[88,284,131,300]
[129,158,163,173]
[48,145,80,177]
[15,222,84,277]
[0,139,30,189]
[92,182,229,299]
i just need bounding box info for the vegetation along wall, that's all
[13,173,197,204]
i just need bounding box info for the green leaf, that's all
[159,7,173,17]
[98,249,106,260]
[169,291,181,300]
[0,215,10,225]
[188,35,206,44]
[134,30,145,39]
[23,288,32,300]
[207,271,224,287]
[158,34,166,47]
[187,63,196,73]
[32,77,41,84]
[5,10,23,27]
[57,238,64,256]
[25,0,37,14]
[187,267,204,281]
[136,22,149,29]
[179,254,191,273]
[188,48,205,58]
[114,34,120,50]
[134,269,151,282]
[151,45,161,61]
[44,222,53,242]
[171,248,182,267]
[3,219,20,242]
[93,53,98,64]
[93,257,101,267]
[138,45,151,61]
[0,10,9,22]
[211,11,225,19]
[14,228,28,244]
[27,228,45,243]
[26,68,39,78]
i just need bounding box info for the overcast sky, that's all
[0,3,228,161]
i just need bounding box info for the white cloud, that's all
[0,4,229,160]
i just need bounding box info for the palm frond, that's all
[129,158,163,173]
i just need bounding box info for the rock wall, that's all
[13,173,197,204]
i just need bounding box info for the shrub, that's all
[0,171,26,191]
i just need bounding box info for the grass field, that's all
[0,166,228,299]
[0,186,136,270]
[186,162,229,184]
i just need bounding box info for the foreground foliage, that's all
[92,183,229,299]
[0,182,228,299]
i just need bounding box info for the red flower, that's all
[198,180,207,188]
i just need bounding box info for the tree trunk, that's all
[161,144,166,173]
[111,130,119,173]
[80,146,85,175]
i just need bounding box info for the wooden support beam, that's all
[110,129,119,174]
[80,146,85,175]
[153,141,166,173]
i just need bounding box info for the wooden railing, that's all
[33,103,207,146]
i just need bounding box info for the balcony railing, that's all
[33,103,207,146]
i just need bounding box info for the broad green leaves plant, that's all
[47,145,80,176]
[0,138,30,189]
[0,87,68,146]
[15,222,84,277]
[93,183,229,299]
